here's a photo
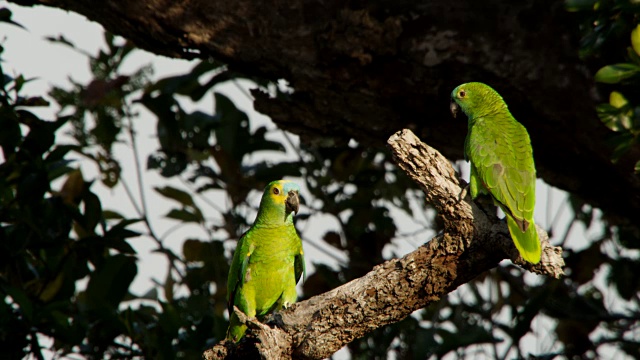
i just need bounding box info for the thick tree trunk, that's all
[10,0,639,225]
[203,129,565,359]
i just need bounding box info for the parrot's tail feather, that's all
[506,215,541,264]
[226,313,247,343]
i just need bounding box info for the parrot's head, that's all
[450,82,505,119]
[256,180,301,225]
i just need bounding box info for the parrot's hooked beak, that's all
[285,190,300,215]
[450,101,460,118]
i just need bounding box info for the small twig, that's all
[29,332,45,360]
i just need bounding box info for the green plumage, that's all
[451,82,541,264]
[226,180,305,342]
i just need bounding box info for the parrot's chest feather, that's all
[241,225,301,311]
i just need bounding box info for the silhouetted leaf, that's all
[44,34,77,49]
[155,186,195,207]
[608,258,640,300]
[166,209,203,223]
[84,254,137,309]
[102,210,125,219]
[0,8,25,29]
[104,218,142,240]
[183,239,208,262]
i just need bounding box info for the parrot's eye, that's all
[272,187,280,195]
[458,90,466,98]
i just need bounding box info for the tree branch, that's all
[204,129,564,360]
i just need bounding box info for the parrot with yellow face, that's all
[226,180,305,342]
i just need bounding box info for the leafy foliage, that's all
[1,4,640,360]
[568,0,640,172]
[0,17,141,358]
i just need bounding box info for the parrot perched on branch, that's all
[450,82,541,264]
[226,180,305,342]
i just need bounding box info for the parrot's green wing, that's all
[472,122,535,224]
[469,116,541,263]
[452,82,541,264]
[226,231,253,321]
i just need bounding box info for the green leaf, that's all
[594,63,640,84]
[182,110,219,149]
[84,254,138,309]
[104,218,143,240]
[102,210,125,219]
[154,186,195,207]
[245,126,286,153]
[596,103,632,131]
[81,191,103,235]
[165,208,203,223]
[155,186,205,224]
[609,91,628,108]
[0,107,22,155]
[564,0,598,12]
[79,235,136,254]
[45,143,77,162]
[610,132,635,162]
[214,92,251,162]
[248,161,303,182]
[189,70,239,101]
[632,24,640,58]
[627,45,640,66]
[148,59,225,98]
[164,273,175,303]
[323,231,343,249]
[183,239,207,262]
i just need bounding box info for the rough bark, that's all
[202,129,564,360]
[9,0,640,228]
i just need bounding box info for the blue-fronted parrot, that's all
[450,82,541,264]
[226,180,305,342]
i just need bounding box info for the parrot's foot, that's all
[282,301,291,309]
[458,183,470,202]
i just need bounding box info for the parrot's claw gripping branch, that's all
[387,129,564,277]
[457,182,472,202]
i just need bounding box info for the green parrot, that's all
[226,180,305,342]
[450,82,541,264]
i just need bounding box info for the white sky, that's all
[1,2,623,359]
